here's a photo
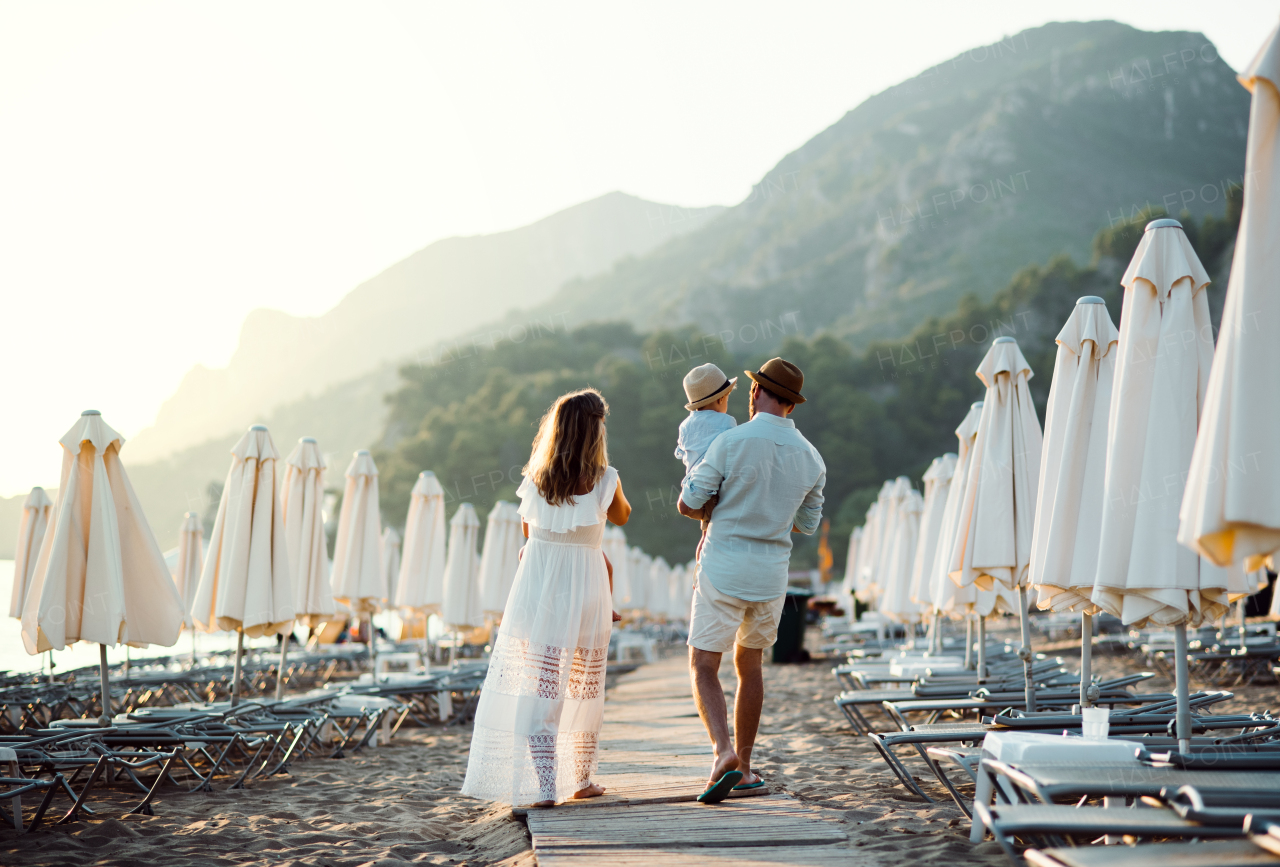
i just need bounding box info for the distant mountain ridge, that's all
[128,192,722,462]
[538,21,1249,348]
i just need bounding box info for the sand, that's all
[4,620,1277,866]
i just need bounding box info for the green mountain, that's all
[541,21,1248,351]
[373,197,1242,569]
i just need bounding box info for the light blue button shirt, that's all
[681,413,826,601]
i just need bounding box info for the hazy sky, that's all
[1,1,1276,496]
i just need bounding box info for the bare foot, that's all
[737,771,762,787]
[707,750,740,787]
[572,782,606,799]
[531,800,554,808]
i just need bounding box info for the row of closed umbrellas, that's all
[840,43,1280,745]
[6,417,696,710]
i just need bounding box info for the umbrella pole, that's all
[964,615,973,670]
[1017,585,1036,713]
[1239,598,1248,650]
[97,644,112,726]
[1079,612,1094,709]
[47,650,54,685]
[231,628,244,708]
[1174,622,1191,754]
[976,616,987,682]
[275,630,289,702]
[367,614,377,677]
[421,612,430,665]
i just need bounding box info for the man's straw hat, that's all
[683,363,738,411]
[744,357,806,404]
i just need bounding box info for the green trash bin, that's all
[772,590,813,664]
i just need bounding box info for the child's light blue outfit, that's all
[675,410,738,482]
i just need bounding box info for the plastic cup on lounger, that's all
[1082,706,1110,741]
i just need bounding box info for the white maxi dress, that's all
[461,467,617,804]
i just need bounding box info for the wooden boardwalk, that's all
[524,655,863,865]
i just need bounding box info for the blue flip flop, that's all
[732,778,765,791]
[697,770,743,804]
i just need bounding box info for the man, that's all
[677,357,826,803]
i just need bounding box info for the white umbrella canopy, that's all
[281,437,334,628]
[649,557,672,621]
[949,338,1043,595]
[853,501,881,604]
[879,480,924,624]
[931,403,986,619]
[668,563,688,620]
[1031,298,1120,613]
[841,525,863,601]
[21,411,185,653]
[602,525,630,608]
[396,471,447,613]
[173,512,203,629]
[192,425,295,638]
[1091,220,1236,628]
[381,527,402,605]
[869,480,900,602]
[332,450,386,615]
[441,503,483,631]
[909,454,957,609]
[9,486,53,619]
[627,547,651,613]
[1180,27,1280,572]
[478,501,523,616]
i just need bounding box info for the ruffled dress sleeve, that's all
[517,467,618,533]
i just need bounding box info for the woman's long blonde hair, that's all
[524,388,610,506]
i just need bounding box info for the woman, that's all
[461,388,631,806]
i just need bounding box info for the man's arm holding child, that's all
[678,437,727,521]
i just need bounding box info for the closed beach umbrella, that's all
[193,425,294,706]
[1029,298,1119,707]
[602,525,630,609]
[910,455,957,609]
[282,438,334,628]
[930,403,986,624]
[1032,299,1120,613]
[1180,27,1280,572]
[332,450,386,613]
[668,563,685,620]
[853,502,881,604]
[869,481,900,603]
[1091,219,1235,751]
[627,547,650,613]
[841,525,863,603]
[478,501,522,617]
[911,454,957,651]
[879,480,924,625]
[949,338,1043,705]
[21,411,184,723]
[381,527,402,605]
[173,512,203,628]
[649,557,672,622]
[9,486,53,619]
[173,511,203,669]
[396,471,447,615]
[441,503,482,633]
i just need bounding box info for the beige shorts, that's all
[687,576,786,653]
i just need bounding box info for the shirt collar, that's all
[751,412,795,429]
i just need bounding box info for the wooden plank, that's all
[527,796,846,849]
[535,845,871,867]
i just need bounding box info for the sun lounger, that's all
[974,801,1246,867]
[1024,838,1280,867]
[981,759,1280,808]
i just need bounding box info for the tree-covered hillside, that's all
[375,196,1240,570]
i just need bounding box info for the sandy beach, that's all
[5,624,1277,867]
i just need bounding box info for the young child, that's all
[675,363,737,559]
